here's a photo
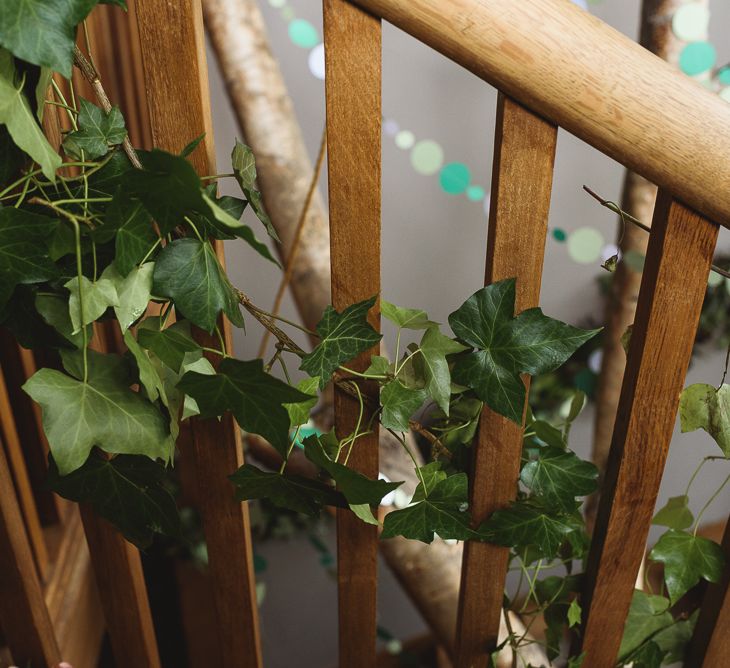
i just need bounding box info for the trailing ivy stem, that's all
[694,472,730,536]
[139,239,162,266]
[215,325,227,357]
[51,79,79,131]
[720,342,730,388]
[395,348,422,376]
[338,365,387,380]
[342,382,365,467]
[200,173,235,181]
[52,197,112,205]
[184,216,204,242]
[279,427,300,474]
[386,428,427,492]
[277,354,292,385]
[684,455,728,497]
[70,214,89,383]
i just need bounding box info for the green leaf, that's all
[229,463,346,517]
[567,653,586,668]
[481,499,580,559]
[567,599,581,628]
[23,351,171,474]
[618,590,673,661]
[178,351,215,420]
[649,529,725,605]
[411,462,448,502]
[365,355,390,377]
[152,238,243,332]
[652,495,694,531]
[381,300,438,330]
[349,503,379,525]
[231,140,280,242]
[679,384,730,457]
[65,273,119,333]
[105,262,154,333]
[520,447,598,511]
[381,473,479,543]
[300,296,381,388]
[48,453,179,549]
[652,611,697,664]
[178,358,314,458]
[137,320,200,372]
[415,327,467,414]
[0,207,59,306]
[448,279,600,423]
[35,293,87,347]
[0,0,97,77]
[123,330,164,403]
[180,132,205,158]
[63,99,127,159]
[303,433,401,506]
[34,67,52,122]
[108,194,157,276]
[627,641,665,668]
[0,50,61,181]
[284,376,320,427]
[380,379,426,431]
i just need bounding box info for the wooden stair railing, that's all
[1,0,730,667]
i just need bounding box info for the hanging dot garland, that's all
[266,0,725,267]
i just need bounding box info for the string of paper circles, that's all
[265,0,727,271]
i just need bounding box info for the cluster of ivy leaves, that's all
[1,3,729,667]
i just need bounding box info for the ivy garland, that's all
[0,2,729,666]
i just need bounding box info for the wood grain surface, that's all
[454,95,557,667]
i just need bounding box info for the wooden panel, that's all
[686,519,730,667]
[351,0,730,227]
[134,1,262,665]
[323,2,381,666]
[0,365,49,576]
[454,94,557,667]
[0,435,60,667]
[579,193,719,666]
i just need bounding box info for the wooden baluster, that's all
[0,434,61,667]
[685,518,730,667]
[323,1,382,665]
[453,94,557,667]
[579,193,719,667]
[134,1,262,664]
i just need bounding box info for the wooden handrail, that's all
[351,0,730,227]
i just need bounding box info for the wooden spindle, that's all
[454,94,557,667]
[579,193,719,667]
[323,1,382,665]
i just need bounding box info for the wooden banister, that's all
[350,0,730,227]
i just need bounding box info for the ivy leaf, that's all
[416,327,467,414]
[652,495,694,531]
[23,350,171,474]
[381,300,438,330]
[284,376,320,427]
[86,150,132,198]
[626,641,665,668]
[649,529,725,604]
[300,296,382,388]
[108,195,157,276]
[180,132,205,158]
[178,351,215,420]
[679,384,730,457]
[105,263,154,333]
[231,139,279,242]
[411,462,448,501]
[63,99,127,159]
[618,591,673,661]
[652,611,697,664]
[380,380,427,431]
[365,355,390,377]
[481,499,580,559]
[381,473,479,543]
[567,654,586,668]
[229,463,346,517]
[65,273,119,333]
[137,320,200,372]
[152,238,243,332]
[0,0,97,77]
[0,207,59,307]
[303,433,401,506]
[35,293,88,348]
[520,447,598,511]
[47,452,179,549]
[123,330,164,403]
[448,279,600,424]
[350,503,379,525]
[178,358,315,458]
[567,599,582,628]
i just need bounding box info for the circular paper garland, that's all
[266,0,726,269]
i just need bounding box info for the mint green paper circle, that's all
[439,162,471,194]
[679,41,716,76]
[726,278,730,296]
[395,130,415,150]
[268,0,286,7]
[467,185,485,201]
[410,140,444,175]
[720,87,730,103]
[289,19,319,48]
[567,227,604,263]
[719,68,730,85]
[707,271,724,288]
[672,4,710,42]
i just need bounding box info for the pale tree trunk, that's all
[203,1,547,664]
[588,0,708,525]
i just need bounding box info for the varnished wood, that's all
[351,0,730,227]
[79,505,160,668]
[134,1,262,664]
[454,94,557,667]
[0,435,61,667]
[686,519,730,667]
[579,193,719,666]
[323,1,382,665]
